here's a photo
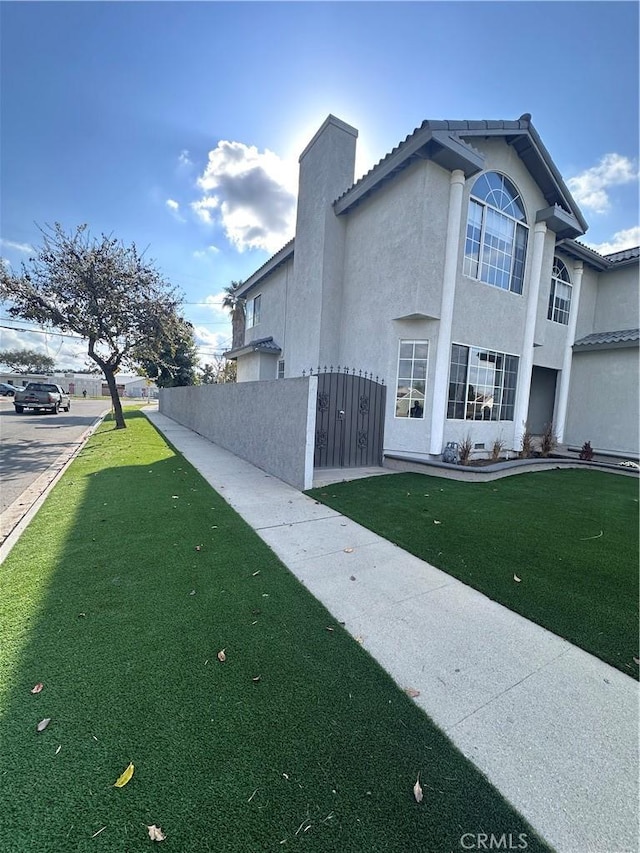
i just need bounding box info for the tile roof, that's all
[605,247,640,264]
[223,336,282,360]
[573,328,639,350]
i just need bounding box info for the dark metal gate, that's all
[306,367,386,469]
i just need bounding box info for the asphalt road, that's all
[0,397,109,515]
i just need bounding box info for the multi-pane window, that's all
[463,172,528,294]
[447,344,519,421]
[247,294,261,328]
[395,340,428,419]
[547,258,572,325]
[277,359,285,379]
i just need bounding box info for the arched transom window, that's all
[547,257,572,325]
[463,172,528,294]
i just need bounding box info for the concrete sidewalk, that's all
[147,410,638,853]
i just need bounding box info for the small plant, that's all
[458,434,473,466]
[540,422,557,458]
[491,436,505,462]
[519,424,535,459]
[579,441,594,461]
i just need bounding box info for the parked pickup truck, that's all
[14,382,71,414]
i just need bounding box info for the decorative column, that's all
[429,169,466,455]
[513,221,547,448]
[554,261,583,443]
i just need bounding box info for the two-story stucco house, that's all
[225,114,639,461]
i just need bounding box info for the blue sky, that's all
[1,1,638,370]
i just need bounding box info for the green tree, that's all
[200,356,236,384]
[221,280,245,349]
[0,223,184,429]
[138,318,199,388]
[0,348,55,374]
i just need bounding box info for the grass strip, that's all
[308,470,639,677]
[0,411,554,852]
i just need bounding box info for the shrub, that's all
[491,437,505,462]
[458,434,473,466]
[519,424,535,459]
[579,441,594,461]
[540,422,557,458]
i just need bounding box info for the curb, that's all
[0,410,109,564]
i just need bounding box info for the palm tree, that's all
[222,280,246,349]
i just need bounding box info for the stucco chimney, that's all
[286,115,358,374]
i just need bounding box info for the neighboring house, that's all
[225,114,639,459]
[0,373,158,399]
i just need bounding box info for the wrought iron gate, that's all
[307,367,386,469]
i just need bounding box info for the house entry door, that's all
[311,368,386,469]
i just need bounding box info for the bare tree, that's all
[0,223,185,428]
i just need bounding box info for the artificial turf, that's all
[307,469,639,678]
[0,411,554,852]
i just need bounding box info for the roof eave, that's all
[236,241,295,299]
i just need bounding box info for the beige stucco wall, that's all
[593,264,640,331]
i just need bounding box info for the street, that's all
[0,397,109,515]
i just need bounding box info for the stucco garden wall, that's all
[564,347,639,456]
[159,376,318,490]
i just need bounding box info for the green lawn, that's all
[0,412,553,852]
[308,470,639,677]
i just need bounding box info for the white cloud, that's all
[166,199,180,211]
[0,238,33,253]
[178,149,192,167]
[567,154,639,214]
[192,246,220,260]
[585,226,640,256]
[192,140,297,253]
[192,324,232,364]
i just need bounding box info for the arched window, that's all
[547,258,572,325]
[463,172,528,294]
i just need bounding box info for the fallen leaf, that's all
[325,626,335,632]
[405,688,421,698]
[344,548,354,553]
[252,570,260,576]
[195,546,201,551]
[252,675,261,682]
[91,827,107,839]
[433,520,442,525]
[217,649,226,662]
[113,762,134,788]
[171,495,179,499]
[189,590,196,596]
[78,613,86,618]
[349,575,356,581]
[147,824,166,842]
[413,774,423,803]
[36,718,51,732]
[55,745,62,755]
[355,636,363,644]
[634,657,640,665]
[31,683,44,694]
[513,574,521,583]
[247,788,258,803]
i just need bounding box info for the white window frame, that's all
[447,343,519,422]
[463,172,528,295]
[247,294,261,328]
[395,339,429,419]
[547,258,572,325]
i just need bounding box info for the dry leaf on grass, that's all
[217,649,226,662]
[36,718,51,732]
[433,520,442,525]
[195,546,201,551]
[325,626,334,632]
[147,824,166,842]
[355,636,363,644]
[252,570,260,576]
[91,827,107,838]
[413,774,423,803]
[113,762,134,788]
[252,675,261,682]
[31,683,44,694]
[405,688,421,698]
[513,575,522,583]
[55,745,62,755]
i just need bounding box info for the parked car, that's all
[14,382,71,414]
[0,382,17,396]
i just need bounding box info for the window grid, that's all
[547,258,572,325]
[463,173,528,295]
[395,340,429,419]
[447,344,519,421]
[277,359,285,379]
